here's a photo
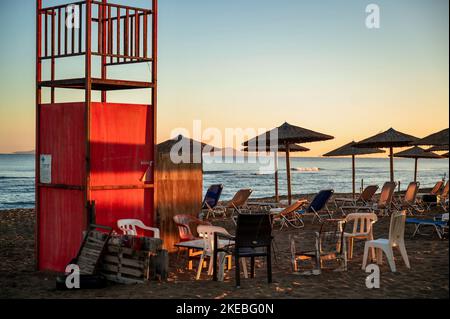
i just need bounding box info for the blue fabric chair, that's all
[202,184,224,219]
[298,189,335,223]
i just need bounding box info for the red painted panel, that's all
[91,189,155,235]
[38,188,85,272]
[90,102,154,187]
[39,103,86,186]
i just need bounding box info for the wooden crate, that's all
[98,235,168,284]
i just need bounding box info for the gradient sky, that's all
[0,0,448,156]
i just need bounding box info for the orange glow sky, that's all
[0,0,448,156]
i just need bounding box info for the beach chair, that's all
[342,182,397,216]
[201,184,224,219]
[438,181,449,211]
[290,219,347,274]
[419,181,445,210]
[334,185,379,215]
[406,213,449,239]
[117,219,160,238]
[393,182,423,215]
[173,214,211,242]
[213,213,273,288]
[297,189,335,224]
[344,213,378,260]
[270,200,308,230]
[173,214,212,270]
[362,211,410,273]
[218,189,252,224]
[196,225,235,280]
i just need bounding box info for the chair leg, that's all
[207,256,214,275]
[235,255,240,288]
[348,238,354,260]
[196,254,205,280]
[398,242,410,269]
[362,243,370,270]
[241,258,248,279]
[383,247,396,272]
[250,257,255,278]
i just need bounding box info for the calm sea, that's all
[0,154,448,209]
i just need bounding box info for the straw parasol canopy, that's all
[157,135,218,159]
[426,145,449,152]
[243,144,310,202]
[442,152,449,158]
[414,128,449,147]
[354,128,419,182]
[243,122,334,204]
[394,146,442,182]
[323,141,385,198]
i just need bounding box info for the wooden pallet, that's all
[76,225,113,275]
[98,235,168,284]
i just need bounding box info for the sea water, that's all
[0,154,448,209]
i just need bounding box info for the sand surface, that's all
[0,195,448,299]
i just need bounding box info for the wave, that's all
[292,167,321,172]
[0,176,34,180]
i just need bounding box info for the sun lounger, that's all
[406,213,449,239]
[393,182,424,215]
[341,182,397,216]
[334,185,379,216]
[296,189,335,223]
[270,200,308,229]
[201,184,224,219]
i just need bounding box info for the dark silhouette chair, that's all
[201,184,224,219]
[213,213,273,288]
[298,189,335,223]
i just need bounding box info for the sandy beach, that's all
[0,192,448,299]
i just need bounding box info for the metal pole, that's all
[101,0,107,102]
[414,158,418,182]
[274,151,279,202]
[35,0,43,271]
[152,0,158,223]
[352,155,356,199]
[390,147,394,182]
[285,143,292,205]
[85,0,92,229]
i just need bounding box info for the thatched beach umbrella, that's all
[414,128,449,147]
[355,128,419,182]
[442,152,449,158]
[243,122,334,204]
[323,141,385,198]
[425,145,449,152]
[394,147,442,182]
[243,144,310,202]
[157,135,218,160]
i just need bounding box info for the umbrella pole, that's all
[389,147,394,182]
[352,155,356,199]
[414,158,418,182]
[274,152,279,202]
[285,144,292,205]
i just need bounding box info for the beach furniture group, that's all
[167,178,449,286]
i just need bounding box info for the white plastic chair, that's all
[344,213,378,260]
[196,225,247,280]
[117,219,160,238]
[362,211,410,272]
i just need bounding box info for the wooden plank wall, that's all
[155,153,203,252]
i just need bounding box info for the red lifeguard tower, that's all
[35,0,157,271]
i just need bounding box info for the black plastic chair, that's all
[213,213,273,288]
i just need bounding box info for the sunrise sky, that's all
[0,0,448,156]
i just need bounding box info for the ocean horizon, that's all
[0,154,448,210]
